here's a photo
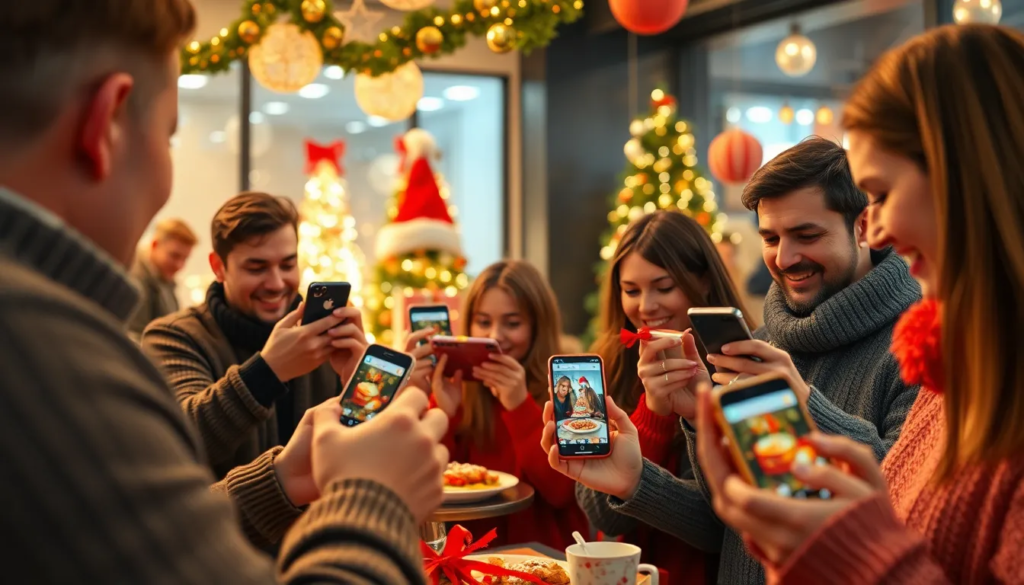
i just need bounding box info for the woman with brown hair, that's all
[426,260,586,549]
[583,210,751,584]
[697,24,1024,582]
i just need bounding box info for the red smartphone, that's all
[548,354,612,459]
[429,335,501,382]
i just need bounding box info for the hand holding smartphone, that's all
[303,282,352,325]
[548,354,612,459]
[429,336,501,382]
[338,344,414,427]
[408,304,452,365]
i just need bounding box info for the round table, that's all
[422,483,535,549]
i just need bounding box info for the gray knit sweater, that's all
[577,248,921,584]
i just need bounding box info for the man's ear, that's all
[855,209,870,248]
[79,73,134,180]
[209,251,227,282]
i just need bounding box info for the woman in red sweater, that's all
[696,24,1024,584]
[587,210,752,585]
[424,260,586,550]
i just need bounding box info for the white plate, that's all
[443,470,519,504]
[560,418,605,435]
[464,554,570,581]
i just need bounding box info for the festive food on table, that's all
[487,557,571,585]
[565,418,599,432]
[443,462,500,488]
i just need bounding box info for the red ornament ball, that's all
[708,129,763,185]
[609,0,689,35]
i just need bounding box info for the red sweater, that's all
[768,301,1024,584]
[440,397,588,551]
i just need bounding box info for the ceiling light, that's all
[324,66,345,80]
[263,101,290,115]
[249,111,266,124]
[178,74,208,90]
[299,83,330,99]
[346,121,367,134]
[745,106,773,124]
[443,85,480,101]
[367,116,390,127]
[417,97,445,112]
[209,131,226,144]
[795,108,815,126]
[726,107,741,124]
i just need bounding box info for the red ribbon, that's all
[304,139,345,175]
[620,327,652,348]
[422,525,547,585]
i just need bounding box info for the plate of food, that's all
[443,462,520,504]
[464,555,570,585]
[560,418,604,434]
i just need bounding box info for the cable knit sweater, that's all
[770,300,1024,584]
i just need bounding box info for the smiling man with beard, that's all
[144,192,368,493]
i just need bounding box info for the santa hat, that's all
[376,129,462,259]
[579,377,589,385]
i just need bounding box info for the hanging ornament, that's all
[953,0,1002,24]
[629,119,646,137]
[816,106,834,125]
[779,103,795,125]
[322,26,344,50]
[486,23,515,53]
[708,129,763,185]
[623,139,645,163]
[416,26,444,54]
[335,0,385,44]
[354,61,424,121]
[776,24,816,77]
[608,0,689,35]
[301,0,326,22]
[380,0,436,9]
[248,23,323,93]
[474,0,499,12]
[238,20,261,44]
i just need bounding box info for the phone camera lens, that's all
[313,285,326,298]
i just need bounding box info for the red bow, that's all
[652,94,677,109]
[395,135,409,172]
[304,139,345,175]
[422,525,547,585]
[620,327,652,348]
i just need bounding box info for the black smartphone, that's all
[339,344,414,427]
[687,307,755,355]
[548,354,612,459]
[303,282,351,325]
[409,304,453,365]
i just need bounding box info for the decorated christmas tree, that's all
[298,139,366,308]
[583,89,725,342]
[364,129,469,346]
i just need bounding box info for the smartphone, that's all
[430,335,501,382]
[409,304,452,365]
[338,344,414,427]
[687,307,754,355]
[303,282,352,325]
[548,354,612,459]
[713,374,831,499]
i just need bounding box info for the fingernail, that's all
[706,354,717,363]
[721,344,732,354]
[792,461,811,476]
[674,337,683,346]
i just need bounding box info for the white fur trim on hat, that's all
[376,218,462,259]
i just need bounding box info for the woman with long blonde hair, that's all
[697,24,1024,582]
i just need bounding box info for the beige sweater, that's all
[0,188,425,584]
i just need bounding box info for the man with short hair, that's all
[0,1,447,582]
[144,192,368,482]
[575,137,921,584]
[127,217,196,336]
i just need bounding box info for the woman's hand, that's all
[695,385,888,565]
[474,354,529,411]
[638,330,709,420]
[398,327,436,393]
[430,354,463,418]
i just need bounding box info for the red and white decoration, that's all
[608,0,689,35]
[375,129,462,259]
[708,129,764,185]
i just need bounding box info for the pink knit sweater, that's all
[769,301,1024,583]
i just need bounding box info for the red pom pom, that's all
[891,300,944,392]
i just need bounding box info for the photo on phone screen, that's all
[409,305,452,365]
[339,347,411,427]
[720,380,831,499]
[550,355,611,458]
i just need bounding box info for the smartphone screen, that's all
[339,346,411,427]
[720,380,831,499]
[409,306,452,365]
[550,355,611,458]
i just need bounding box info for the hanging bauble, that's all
[225,114,274,158]
[354,61,424,121]
[380,0,436,9]
[474,0,499,12]
[624,139,645,163]
[416,26,444,54]
[486,23,515,53]
[779,104,794,125]
[608,0,689,35]
[708,129,763,185]
[322,26,344,50]
[816,106,834,125]
[301,0,326,22]
[953,0,1002,24]
[629,119,646,137]
[249,23,323,93]
[238,20,261,44]
[776,24,816,77]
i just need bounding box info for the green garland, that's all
[181,0,583,76]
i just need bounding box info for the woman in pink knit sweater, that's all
[695,24,1024,584]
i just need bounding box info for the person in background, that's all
[0,0,448,581]
[143,192,368,488]
[127,217,196,336]
[552,375,576,420]
[698,24,1024,583]
[405,260,588,550]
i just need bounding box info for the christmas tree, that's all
[298,139,366,308]
[364,129,469,346]
[583,89,725,342]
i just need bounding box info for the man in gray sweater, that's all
[572,138,921,584]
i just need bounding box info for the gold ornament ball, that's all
[238,20,261,44]
[474,0,499,11]
[301,0,326,23]
[486,23,515,53]
[322,26,344,50]
[354,61,424,121]
[415,26,444,54]
[249,23,324,93]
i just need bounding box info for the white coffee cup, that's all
[565,542,659,585]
